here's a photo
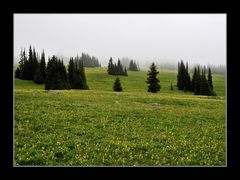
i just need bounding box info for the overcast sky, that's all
[14,14,226,67]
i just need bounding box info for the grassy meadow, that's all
[14,67,226,166]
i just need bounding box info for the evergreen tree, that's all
[45,56,69,90]
[113,77,122,91]
[59,60,70,89]
[185,62,191,91]
[146,63,160,93]
[69,56,89,89]
[45,56,58,90]
[79,53,100,67]
[22,48,31,80]
[15,67,21,78]
[28,45,34,80]
[117,59,123,75]
[32,48,39,77]
[191,67,198,93]
[33,67,44,84]
[200,67,212,95]
[170,82,173,91]
[68,57,74,87]
[78,60,89,89]
[194,65,201,95]
[207,67,213,91]
[16,49,25,79]
[124,67,128,76]
[107,57,127,76]
[40,51,46,82]
[128,60,139,71]
[207,67,216,96]
[107,57,114,75]
[177,60,186,90]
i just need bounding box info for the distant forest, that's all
[156,62,226,74]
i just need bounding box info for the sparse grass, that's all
[14,68,226,166]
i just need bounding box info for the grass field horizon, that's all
[14,67,226,166]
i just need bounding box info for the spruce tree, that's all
[185,62,191,91]
[40,51,46,82]
[28,45,34,80]
[45,56,57,90]
[68,57,74,88]
[200,67,212,95]
[207,67,216,96]
[59,60,70,89]
[78,60,89,89]
[128,60,139,71]
[170,82,173,91]
[69,56,89,89]
[191,67,197,93]
[113,77,122,91]
[177,60,186,90]
[22,48,31,80]
[207,67,213,91]
[15,67,21,78]
[16,49,25,79]
[45,56,67,90]
[32,48,39,78]
[195,65,201,95]
[107,57,114,75]
[33,67,44,84]
[124,67,128,76]
[128,60,134,71]
[117,59,123,75]
[146,63,160,93]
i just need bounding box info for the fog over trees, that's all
[14,14,226,72]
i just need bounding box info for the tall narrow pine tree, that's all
[40,50,46,82]
[68,57,74,88]
[107,57,114,75]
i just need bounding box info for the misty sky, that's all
[14,14,226,67]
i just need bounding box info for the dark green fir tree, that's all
[113,77,122,91]
[146,63,160,93]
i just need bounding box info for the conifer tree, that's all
[185,62,191,91]
[177,60,186,90]
[107,57,127,76]
[107,57,114,75]
[32,48,39,78]
[33,66,44,84]
[16,49,25,79]
[40,51,46,82]
[128,60,139,71]
[191,67,198,93]
[22,48,31,80]
[207,67,216,96]
[45,56,68,90]
[117,59,123,75]
[28,45,34,80]
[194,65,201,95]
[69,56,89,89]
[200,67,212,95]
[45,56,58,90]
[146,63,160,93]
[68,57,74,87]
[207,67,213,91]
[113,77,122,91]
[170,82,173,91]
[15,67,21,78]
[59,60,70,89]
[78,60,89,89]
[124,67,128,76]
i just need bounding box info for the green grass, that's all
[14,68,226,166]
